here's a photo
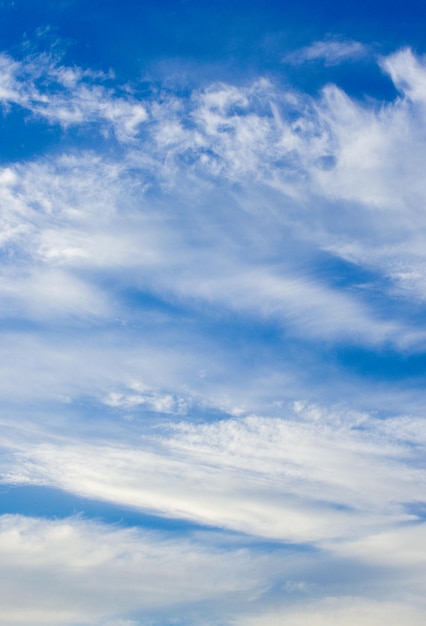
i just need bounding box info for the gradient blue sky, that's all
[1,1,426,624]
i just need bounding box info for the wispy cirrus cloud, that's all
[283,38,369,66]
[2,403,425,543]
[0,52,147,140]
[2,41,426,625]
[1,513,425,626]
[2,401,426,624]
[380,47,426,102]
[2,48,426,421]
[0,84,424,348]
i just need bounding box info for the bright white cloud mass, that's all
[1,1,426,623]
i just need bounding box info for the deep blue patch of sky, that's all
[2,0,426,84]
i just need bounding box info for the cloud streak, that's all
[1,39,426,625]
[2,404,425,545]
[283,38,369,66]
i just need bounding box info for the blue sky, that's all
[2,0,426,624]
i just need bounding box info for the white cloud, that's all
[2,43,426,625]
[331,522,426,568]
[2,47,426,335]
[5,510,425,626]
[0,53,147,140]
[2,50,426,451]
[380,47,426,103]
[2,405,425,545]
[103,389,188,415]
[1,512,426,625]
[237,598,426,626]
[0,146,420,347]
[283,38,368,66]
[0,514,272,625]
[2,401,426,624]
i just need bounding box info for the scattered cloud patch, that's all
[283,38,369,66]
[380,47,426,103]
[0,52,148,140]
